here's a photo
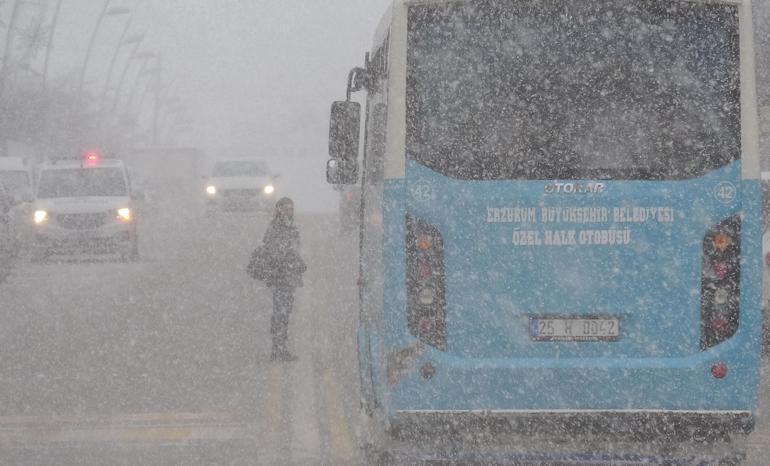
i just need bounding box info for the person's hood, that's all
[208,176,273,190]
[35,196,131,214]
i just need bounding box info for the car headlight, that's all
[206,185,217,195]
[33,210,48,224]
[117,208,132,221]
[264,185,275,195]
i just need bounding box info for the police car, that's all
[30,152,139,262]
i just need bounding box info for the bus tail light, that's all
[418,261,433,279]
[711,362,728,379]
[712,262,729,280]
[700,215,740,350]
[407,216,446,351]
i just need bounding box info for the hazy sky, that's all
[45,0,392,211]
[10,0,770,206]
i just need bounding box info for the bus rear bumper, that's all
[389,409,754,441]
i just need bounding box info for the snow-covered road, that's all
[0,202,362,465]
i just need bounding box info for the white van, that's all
[31,156,139,261]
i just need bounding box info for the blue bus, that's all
[326,0,762,459]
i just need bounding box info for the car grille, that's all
[222,189,260,197]
[57,213,108,230]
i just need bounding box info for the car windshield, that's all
[0,1,769,465]
[37,168,128,198]
[212,161,268,177]
[0,170,30,195]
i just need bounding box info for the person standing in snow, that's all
[257,197,306,361]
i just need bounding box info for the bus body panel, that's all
[377,170,761,414]
[406,161,742,359]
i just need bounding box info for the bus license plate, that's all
[530,317,620,342]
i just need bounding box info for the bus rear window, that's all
[406,0,741,180]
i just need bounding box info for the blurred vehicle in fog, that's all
[0,181,16,269]
[337,185,360,235]
[0,157,33,203]
[30,154,139,262]
[128,148,205,209]
[0,157,34,252]
[204,159,277,214]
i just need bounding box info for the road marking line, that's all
[0,411,260,446]
[290,357,321,464]
[0,424,256,445]
[259,362,287,464]
[121,427,193,442]
[321,368,356,465]
[0,412,236,426]
[263,364,285,424]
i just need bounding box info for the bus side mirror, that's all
[327,158,358,185]
[329,101,361,160]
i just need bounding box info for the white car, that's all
[31,156,139,262]
[204,159,277,213]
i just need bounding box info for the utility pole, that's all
[0,0,23,99]
[151,56,162,147]
[100,11,134,110]
[42,0,65,92]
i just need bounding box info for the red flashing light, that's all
[765,252,770,267]
[83,151,101,165]
[345,191,355,202]
[711,362,728,379]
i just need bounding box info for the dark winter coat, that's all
[260,219,306,288]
